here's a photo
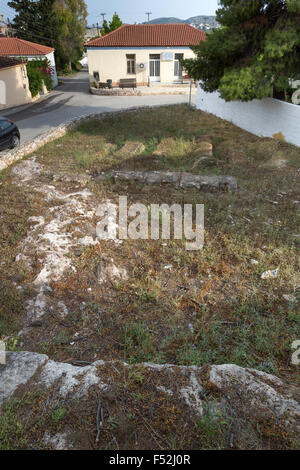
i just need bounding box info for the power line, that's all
[0,1,84,45]
[13,28,56,44]
[10,17,57,37]
[0,2,59,43]
[4,17,57,43]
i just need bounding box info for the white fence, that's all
[196,86,300,148]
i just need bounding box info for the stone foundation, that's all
[90,87,142,96]
[90,85,197,97]
[96,170,237,191]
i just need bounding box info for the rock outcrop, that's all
[1,352,299,449]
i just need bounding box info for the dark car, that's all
[0,117,20,151]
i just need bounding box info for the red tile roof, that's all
[85,24,206,48]
[0,38,54,56]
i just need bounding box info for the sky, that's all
[86,0,219,27]
[3,0,219,27]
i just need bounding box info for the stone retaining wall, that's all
[90,86,196,97]
[90,87,142,96]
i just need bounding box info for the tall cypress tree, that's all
[101,19,110,35]
[101,12,123,35]
[109,12,122,31]
[182,0,300,101]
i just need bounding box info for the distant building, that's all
[85,26,100,42]
[85,24,206,86]
[0,14,8,37]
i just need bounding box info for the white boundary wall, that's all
[196,86,300,147]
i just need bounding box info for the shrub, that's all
[26,59,53,98]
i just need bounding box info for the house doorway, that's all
[149,54,160,82]
[174,53,184,82]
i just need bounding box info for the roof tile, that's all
[0,38,54,56]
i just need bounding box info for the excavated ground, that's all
[0,105,299,450]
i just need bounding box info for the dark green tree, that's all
[8,0,59,46]
[109,12,123,31]
[101,19,110,35]
[101,12,123,35]
[182,0,300,101]
[8,0,87,70]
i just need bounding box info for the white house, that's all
[0,56,32,109]
[0,37,58,87]
[85,24,206,86]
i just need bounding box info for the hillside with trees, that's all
[144,15,218,31]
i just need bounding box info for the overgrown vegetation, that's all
[0,105,299,449]
[183,0,300,101]
[0,399,24,450]
[26,59,53,97]
[8,0,87,71]
[1,105,299,376]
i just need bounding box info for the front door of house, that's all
[174,53,184,82]
[149,54,160,82]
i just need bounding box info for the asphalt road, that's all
[2,70,195,144]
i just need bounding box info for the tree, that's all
[8,0,87,71]
[101,19,110,35]
[101,12,122,35]
[26,58,53,97]
[182,0,300,101]
[54,0,88,70]
[8,0,59,47]
[109,12,123,31]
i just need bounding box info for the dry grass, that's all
[0,104,299,449]
[20,105,298,376]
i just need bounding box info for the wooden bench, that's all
[119,78,137,89]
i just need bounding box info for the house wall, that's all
[45,51,58,87]
[196,86,300,148]
[86,47,196,86]
[0,64,32,109]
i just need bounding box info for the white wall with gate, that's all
[196,86,300,148]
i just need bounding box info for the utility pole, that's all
[100,13,106,25]
[145,12,152,24]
